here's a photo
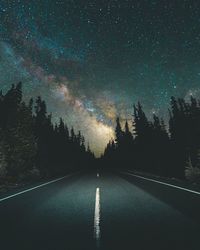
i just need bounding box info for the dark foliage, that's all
[0,83,94,181]
[102,97,200,180]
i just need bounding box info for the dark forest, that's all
[103,96,200,182]
[1,83,200,184]
[0,83,94,183]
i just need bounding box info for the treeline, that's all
[0,83,94,181]
[103,97,200,180]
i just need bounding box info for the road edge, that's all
[119,171,200,195]
[0,171,80,202]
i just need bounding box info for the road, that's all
[0,170,200,250]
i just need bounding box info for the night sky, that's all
[0,0,200,155]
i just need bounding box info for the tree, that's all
[0,83,95,182]
[124,120,133,146]
[115,117,124,147]
[133,102,150,139]
[5,102,37,177]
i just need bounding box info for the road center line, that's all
[120,171,200,195]
[94,187,101,247]
[0,172,79,202]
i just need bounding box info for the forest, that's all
[103,96,200,182]
[0,82,94,183]
[1,82,200,185]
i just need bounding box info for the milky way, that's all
[1,0,200,155]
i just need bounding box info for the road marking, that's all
[0,173,78,202]
[121,171,200,195]
[97,173,99,178]
[94,187,101,247]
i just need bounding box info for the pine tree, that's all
[115,117,124,147]
[5,102,37,177]
[133,102,151,141]
[0,83,95,180]
[124,120,133,145]
[70,127,75,143]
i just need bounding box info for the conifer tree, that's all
[115,117,124,147]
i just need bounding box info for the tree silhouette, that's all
[0,83,94,182]
[102,96,200,181]
[115,117,124,147]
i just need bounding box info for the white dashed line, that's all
[94,187,101,247]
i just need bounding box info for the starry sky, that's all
[0,0,200,156]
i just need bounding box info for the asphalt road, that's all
[0,170,200,250]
